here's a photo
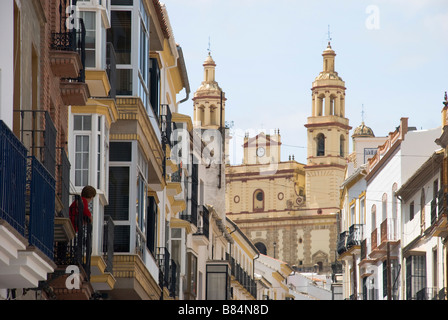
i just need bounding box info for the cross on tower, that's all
[207,36,211,55]
[361,104,365,123]
[327,25,332,44]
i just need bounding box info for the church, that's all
[225,42,352,274]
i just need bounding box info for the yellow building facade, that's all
[226,43,348,273]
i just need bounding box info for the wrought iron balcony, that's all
[15,110,57,178]
[27,156,56,260]
[171,164,182,183]
[346,224,363,249]
[380,218,397,244]
[194,205,210,239]
[53,195,92,281]
[0,120,28,237]
[103,215,115,273]
[415,287,445,300]
[337,231,347,255]
[51,0,86,83]
[156,247,171,289]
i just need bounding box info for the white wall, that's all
[0,1,14,128]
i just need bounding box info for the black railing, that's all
[54,195,92,281]
[156,247,171,288]
[194,205,210,239]
[337,231,347,255]
[58,148,71,218]
[346,224,363,248]
[431,198,437,225]
[437,189,446,217]
[169,259,178,298]
[160,104,173,148]
[51,1,86,82]
[27,156,56,260]
[106,42,117,99]
[416,287,441,300]
[14,110,57,178]
[103,215,115,273]
[171,164,182,182]
[0,120,28,236]
[360,239,367,260]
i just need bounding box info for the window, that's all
[112,0,133,4]
[79,11,96,68]
[253,189,264,211]
[410,201,415,221]
[108,10,132,95]
[382,193,387,221]
[371,204,376,230]
[74,115,92,186]
[97,117,102,189]
[406,255,426,300]
[255,242,267,255]
[110,142,132,161]
[105,166,130,221]
[206,264,230,300]
[136,174,147,233]
[360,196,365,225]
[316,133,325,156]
[350,203,355,225]
[150,57,160,117]
[109,11,131,64]
[146,195,158,256]
[186,252,198,299]
[340,135,345,157]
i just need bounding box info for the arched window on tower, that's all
[340,135,345,157]
[316,133,325,156]
[199,105,205,125]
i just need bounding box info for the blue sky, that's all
[163,0,448,164]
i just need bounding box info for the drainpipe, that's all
[177,46,190,105]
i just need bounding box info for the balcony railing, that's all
[371,228,378,252]
[169,259,178,298]
[337,231,347,255]
[416,287,445,300]
[15,110,57,178]
[103,215,115,273]
[380,218,397,243]
[431,198,437,225]
[51,0,86,83]
[346,224,363,248]
[156,247,171,289]
[194,205,210,239]
[171,164,182,183]
[27,156,56,260]
[0,120,28,236]
[54,195,92,281]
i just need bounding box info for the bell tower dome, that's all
[192,53,226,130]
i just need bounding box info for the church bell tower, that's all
[304,42,351,212]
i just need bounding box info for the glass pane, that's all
[109,11,132,64]
[74,116,83,130]
[75,170,81,186]
[110,142,132,161]
[83,115,92,130]
[111,0,133,5]
[82,170,88,186]
[82,136,89,152]
[206,273,227,300]
[105,166,130,220]
[116,68,132,95]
